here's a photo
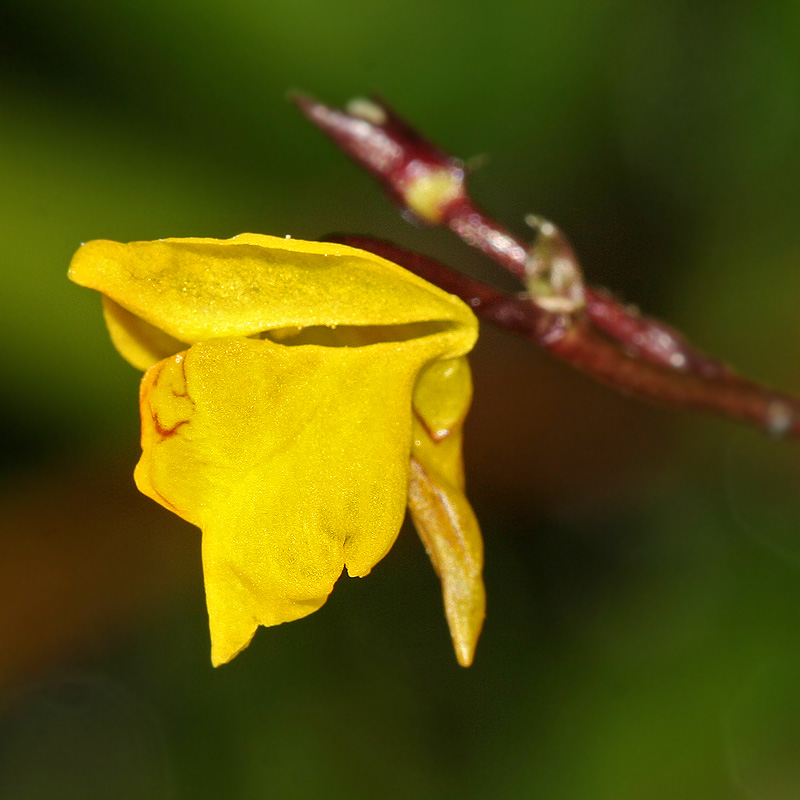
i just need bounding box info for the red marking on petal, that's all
[152,414,189,442]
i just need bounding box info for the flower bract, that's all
[69,234,484,666]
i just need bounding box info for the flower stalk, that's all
[294,94,800,438]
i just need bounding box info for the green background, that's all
[2,1,800,797]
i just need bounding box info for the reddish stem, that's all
[293,94,733,375]
[297,94,800,439]
[331,236,800,438]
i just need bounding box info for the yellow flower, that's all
[69,234,484,666]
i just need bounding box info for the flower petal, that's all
[136,335,457,666]
[412,356,473,446]
[102,297,187,372]
[69,234,476,364]
[409,357,485,666]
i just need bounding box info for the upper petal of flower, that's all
[68,234,476,367]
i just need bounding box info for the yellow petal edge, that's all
[69,234,484,666]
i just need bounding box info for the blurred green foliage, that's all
[2,0,800,797]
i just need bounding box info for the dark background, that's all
[2,1,800,797]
